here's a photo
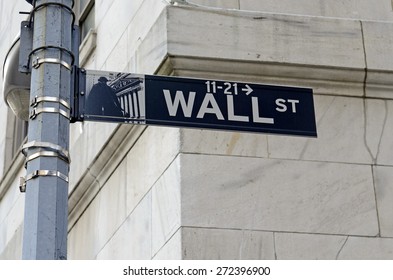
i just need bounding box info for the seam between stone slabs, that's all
[180,151,392,168]
[371,166,382,237]
[179,225,393,239]
[335,236,349,260]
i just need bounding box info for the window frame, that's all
[75,0,95,44]
[74,0,96,66]
[3,110,27,174]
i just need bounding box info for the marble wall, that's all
[187,0,393,21]
[1,0,393,260]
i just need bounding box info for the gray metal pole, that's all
[22,0,73,260]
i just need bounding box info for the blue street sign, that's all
[77,70,317,137]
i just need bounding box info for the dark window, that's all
[78,0,95,43]
[3,111,27,172]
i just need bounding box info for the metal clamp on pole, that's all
[22,140,71,168]
[32,56,72,71]
[28,45,75,70]
[19,170,69,192]
[30,107,70,120]
[29,95,71,120]
[19,177,27,193]
[30,95,71,109]
[27,44,75,72]
[22,140,70,161]
[25,151,70,167]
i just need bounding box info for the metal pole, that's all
[22,0,73,260]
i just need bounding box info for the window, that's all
[3,111,27,173]
[79,0,95,43]
[12,118,28,157]
[75,0,96,66]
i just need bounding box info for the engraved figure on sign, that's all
[86,76,125,117]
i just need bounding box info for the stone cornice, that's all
[138,5,393,99]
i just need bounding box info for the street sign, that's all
[75,70,317,137]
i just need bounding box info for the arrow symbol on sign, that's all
[242,84,253,95]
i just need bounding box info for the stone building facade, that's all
[1,0,393,259]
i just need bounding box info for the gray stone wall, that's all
[186,0,393,21]
[1,0,393,260]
